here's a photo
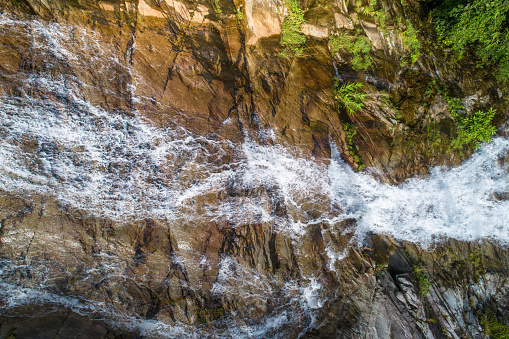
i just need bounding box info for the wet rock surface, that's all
[0,0,508,338]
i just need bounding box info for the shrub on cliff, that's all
[430,0,509,81]
[333,79,368,115]
[280,0,306,57]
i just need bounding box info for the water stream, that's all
[0,14,508,337]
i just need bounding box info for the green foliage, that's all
[425,78,439,100]
[332,78,366,170]
[399,22,421,64]
[445,96,464,116]
[235,8,244,21]
[280,0,306,57]
[343,122,365,169]
[469,250,485,279]
[479,311,509,339]
[329,33,373,70]
[328,34,343,56]
[446,95,498,149]
[349,35,373,71]
[333,79,368,115]
[413,265,431,296]
[212,0,222,14]
[458,108,497,149]
[419,85,498,152]
[432,0,509,81]
[358,0,387,30]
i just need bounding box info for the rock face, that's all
[0,0,508,338]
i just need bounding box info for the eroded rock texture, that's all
[0,0,508,338]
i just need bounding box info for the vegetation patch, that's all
[413,264,431,296]
[332,78,367,169]
[469,249,485,279]
[353,0,420,66]
[445,96,498,150]
[197,306,225,323]
[343,122,365,170]
[430,0,509,81]
[356,0,387,30]
[212,0,222,14]
[422,80,498,152]
[280,0,306,57]
[333,78,368,115]
[399,21,421,65]
[234,7,243,22]
[328,32,373,71]
[478,310,509,339]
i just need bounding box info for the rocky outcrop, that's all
[1,191,509,337]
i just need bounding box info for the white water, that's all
[0,13,508,338]
[1,14,508,246]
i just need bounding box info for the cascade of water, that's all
[0,13,508,338]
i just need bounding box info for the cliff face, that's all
[4,0,507,180]
[0,0,508,338]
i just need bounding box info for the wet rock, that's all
[0,0,508,337]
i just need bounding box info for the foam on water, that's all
[328,138,509,246]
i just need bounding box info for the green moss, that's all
[197,306,225,323]
[469,250,485,279]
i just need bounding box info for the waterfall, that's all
[0,13,508,338]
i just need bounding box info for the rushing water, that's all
[0,14,508,337]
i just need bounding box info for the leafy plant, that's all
[358,0,387,30]
[399,22,421,64]
[432,0,509,81]
[280,0,306,57]
[444,95,497,150]
[445,96,464,116]
[333,79,368,115]
[328,34,343,56]
[329,33,373,71]
[234,7,244,21]
[457,108,497,149]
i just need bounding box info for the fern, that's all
[333,79,368,115]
